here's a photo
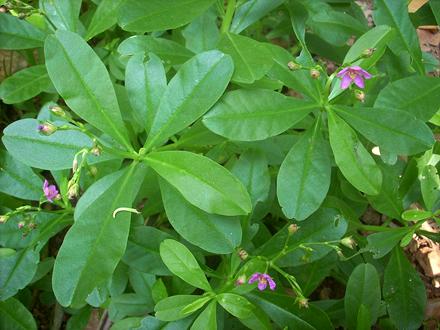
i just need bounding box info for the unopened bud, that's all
[0,215,9,223]
[337,249,345,259]
[89,166,98,177]
[67,182,79,199]
[310,69,320,79]
[288,224,299,235]
[18,221,25,229]
[238,249,248,261]
[235,275,246,286]
[37,121,57,136]
[28,223,37,230]
[49,105,67,118]
[72,158,78,173]
[90,145,102,157]
[297,297,309,308]
[287,61,301,71]
[361,48,376,58]
[340,236,356,249]
[354,90,365,102]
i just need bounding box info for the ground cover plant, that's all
[0,0,440,329]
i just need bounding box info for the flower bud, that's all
[287,61,301,71]
[235,275,246,286]
[238,248,248,261]
[340,236,356,249]
[49,105,67,118]
[288,224,299,235]
[0,215,9,223]
[310,68,320,79]
[89,166,98,177]
[67,182,79,199]
[18,221,25,229]
[28,223,37,230]
[297,297,309,308]
[354,90,365,102]
[72,158,78,173]
[90,145,102,157]
[361,48,376,58]
[37,121,57,136]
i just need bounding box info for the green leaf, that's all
[277,119,331,220]
[0,13,46,49]
[344,25,395,68]
[182,9,220,53]
[401,209,432,222]
[85,0,124,40]
[232,149,270,207]
[39,0,82,32]
[2,119,93,170]
[191,301,217,330]
[327,109,382,195]
[383,248,426,330]
[118,0,216,32]
[217,293,254,319]
[52,163,146,307]
[332,105,434,156]
[160,180,242,254]
[218,32,273,84]
[286,0,313,66]
[122,226,172,275]
[109,293,153,322]
[345,264,381,329]
[125,53,166,132]
[118,35,194,65]
[144,50,233,150]
[365,227,411,259]
[0,150,42,200]
[154,295,200,321]
[356,305,371,330]
[203,89,317,141]
[375,76,440,122]
[181,296,212,315]
[373,0,424,74]
[160,239,211,291]
[45,30,131,150]
[420,164,440,212]
[0,65,53,104]
[145,151,251,216]
[231,0,284,34]
[0,297,37,330]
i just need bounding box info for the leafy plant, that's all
[0,0,439,329]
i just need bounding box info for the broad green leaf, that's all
[286,0,313,65]
[52,163,146,307]
[85,0,124,40]
[122,226,172,275]
[145,151,251,216]
[128,269,155,298]
[126,53,166,132]
[431,1,440,26]
[203,89,317,141]
[45,30,131,150]
[232,149,270,207]
[2,119,93,170]
[160,239,211,291]
[118,0,216,33]
[420,165,440,211]
[0,13,46,49]
[111,317,143,330]
[181,296,212,315]
[191,301,217,330]
[118,35,194,65]
[333,105,434,155]
[0,150,42,200]
[154,295,200,321]
[160,180,241,254]
[0,297,37,330]
[217,293,254,319]
[375,76,440,121]
[401,209,432,222]
[344,25,395,68]
[39,0,82,32]
[277,119,331,220]
[356,305,371,330]
[218,32,273,83]
[66,307,92,330]
[365,227,412,259]
[373,0,424,74]
[328,109,382,195]
[0,65,53,104]
[238,303,272,330]
[144,50,233,150]
[345,264,381,329]
[383,248,426,330]
[0,213,70,300]
[231,0,285,33]
[182,9,219,53]
[109,293,153,322]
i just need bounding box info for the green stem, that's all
[221,0,236,33]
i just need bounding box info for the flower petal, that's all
[340,74,352,89]
[248,273,261,284]
[336,67,349,77]
[267,277,276,290]
[257,281,267,291]
[353,75,365,88]
[360,69,372,79]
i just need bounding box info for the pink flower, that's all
[336,66,372,89]
[43,179,59,202]
[248,272,276,291]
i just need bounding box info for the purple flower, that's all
[248,272,276,291]
[43,179,59,202]
[337,66,372,89]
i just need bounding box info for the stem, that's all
[50,302,64,330]
[221,0,236,33]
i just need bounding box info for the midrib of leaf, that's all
[232,1,256,31]
[2,73,48,101]
[329,112,379,194]
[146,56,226,149]
[390,84,440,110]
[70,163,138,304]
[0,30,44,42]
[225,33,255,80]
[146,156,243,213]
[54,37,131,150]
[0,302,31,330]
[4,134,88,150]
